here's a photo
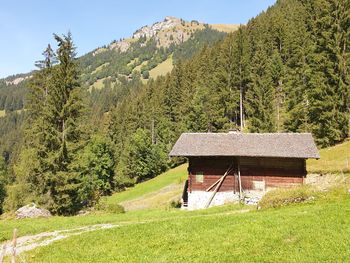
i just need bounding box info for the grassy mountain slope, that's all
[107,139,350,209]
[0,17,235,163]
[105,163,187,210]
[0,17,235,116]
[149,55,174,79]
[7,189,350,262]
[1,142,350,261]
[307,140,350,174]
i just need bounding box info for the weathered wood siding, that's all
[188,156,306,192]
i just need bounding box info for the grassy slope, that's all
[0,204,244,242]
[0,110,5,118]
[106,164,187,205]
[307,140,350,173]
[210,24,240,33]
[133,60,148,73]
[0,165,188,241]
[89,78,108,90]
[91,62,110,74]
[3,142,350,261]
[149,55,174,79]
[21,192,350,262]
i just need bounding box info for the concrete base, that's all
[187,190,267,210]
[187,191,240,210]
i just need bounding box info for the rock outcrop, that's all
[15,203,52,219]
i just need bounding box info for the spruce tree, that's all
[12,33,86,215]
[305,0,350,146]
[245,42,276,132]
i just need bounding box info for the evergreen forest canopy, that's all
[0,0,349,215]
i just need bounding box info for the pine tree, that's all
[47,32,86,214]
[0,156,6,214]
[231,26,250,129]
[245,42,276,132]
[305,0,350,146]
[12,33,87,215]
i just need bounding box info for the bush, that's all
[3,183,33,212]
[95,199,125,214]
[258,186,318,209]
[169,199,182,209]
[142,70,149,79]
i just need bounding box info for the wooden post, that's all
[238,158,242,201]
[0,243,5,263]
[205,164,234,208]
[206,165,234,192]
[234,158,236,194]
[205,174,226,208]
[11,229,17,263]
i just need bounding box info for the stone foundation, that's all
[187,190,266,210]
[187,191,240,210]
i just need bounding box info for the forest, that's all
[0,0,349,215]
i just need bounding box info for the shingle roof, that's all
[169,132,320,159]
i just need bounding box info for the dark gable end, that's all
[169,133,320,159]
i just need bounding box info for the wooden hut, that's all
[169,132,319,210]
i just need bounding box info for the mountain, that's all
[79,16,233,90]
[0,16,237,114]
[0,17,237,163]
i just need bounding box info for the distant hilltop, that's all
[93,16,239,55]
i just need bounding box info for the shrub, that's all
[3,183,33,212]
[142,70,149,79]
[258,186,318,209]
[169,199,182,209]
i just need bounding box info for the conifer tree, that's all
[305,0,350,146]
[0,157,6,214]
[245,43,276,132]
[12,33,86,215]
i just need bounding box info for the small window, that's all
[196,172,204,183]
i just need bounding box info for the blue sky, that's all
[0,0,276,78]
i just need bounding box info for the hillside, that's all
[1,168,350,262]
[0,16,235,115]
[104,164,187,211]
[0,0,348,230]
[18,196,350,262]
[2,139,350,261]
[0,17,236,162]
[308,140,350,174]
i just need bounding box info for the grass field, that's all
[91,62,110,74]
[149,55,174,79]
[15,187,350,262]
[133,60,148,73]
[2,142,350,262]
[106,164,187,205]
[210,24,240,33]
[0,110,5,117]
[307,140,350,174]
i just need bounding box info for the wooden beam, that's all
[0,243,5,263]
[206,165,234,192]
[238,157,243,200]
[11,229,17,263]
[205,164,234,208]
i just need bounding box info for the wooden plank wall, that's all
[188,156,306,192]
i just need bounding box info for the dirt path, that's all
[1,224,118,257]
